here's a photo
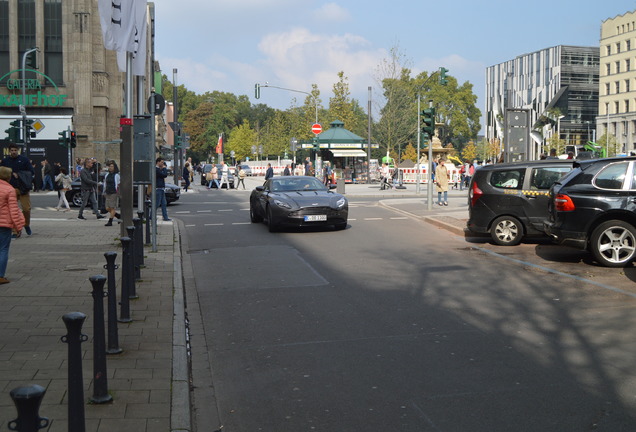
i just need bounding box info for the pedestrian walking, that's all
[77,158,105,220]
[236,166,246,189]
[283,164,291,176]
[0,143,34,236]
[265,163,274,181]
[54,167,72,211]
[155,157,171,221]
[182,162,191,192]
[41,159,54,191]
[0,166,25,284]
[218,161,230,189]
[103,161,121,226]
[435,158,450,206]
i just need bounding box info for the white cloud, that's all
[313,3,351,21]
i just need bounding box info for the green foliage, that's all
[461,141,477,162]
[328,71,357,131]
[227,120,257,161]
[596,133,620,156]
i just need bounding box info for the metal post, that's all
[427,100,434,211]
[8,385,49,432]
[367,86,372,184]
[416,94,421,194]
[61,312,88,432]
[89,275,113,404]
[118,237,133,323]
[127,225,140,282]
[173,69,179,185]
[135,212,145,266]
[103,252,122,354]
[144,199,151,245]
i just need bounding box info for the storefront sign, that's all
[0,69,67,108]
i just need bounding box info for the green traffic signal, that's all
[25,51,37,69]
[58,130,68,147]
[421,107,436,138]
[439,67,449,85]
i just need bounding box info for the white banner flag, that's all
[99,0,147,76]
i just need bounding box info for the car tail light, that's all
[470,180,483,207]
[555,194,575,211]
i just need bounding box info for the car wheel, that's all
[335,222,347,231]
[70,191,83,207]
[250,203,262,223]
[590,220,636,267]
[490,216,523,246]
[266,205,277,232]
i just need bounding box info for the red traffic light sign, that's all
[311,123,322,134]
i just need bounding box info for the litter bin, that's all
[337,178,345,194]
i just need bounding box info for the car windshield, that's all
[270,177,327,192]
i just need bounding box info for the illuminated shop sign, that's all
[0,69,67,107]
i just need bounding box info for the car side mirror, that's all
[328,184,337,190]
[255,186,264,192]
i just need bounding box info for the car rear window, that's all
[594,162,629,190]
[530,166,572,190]
[489,169,525,190]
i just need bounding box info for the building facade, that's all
[485,45,599,159]
[599,10,636,154]
[0,0,156,171]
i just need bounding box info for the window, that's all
[606,63,611,75]
[626,100,630,113]
[595,162,628,190]
[530,167,572,190]
[616,61,621,74]
[617,42,622,54]
[616,81,621,94]
[44,0,63,84]
[607,45,612,56]
[0,0,8,77]
[606,83,611,95]
[18,0,36,79]
[628,40,632,51]
[616,101,620,114]
[627,79,631,93]
[490,169,525,190]
[627,59,631,71]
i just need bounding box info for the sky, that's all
[152,0,636,132]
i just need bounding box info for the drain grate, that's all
[64,267,89,272]
[187,249,210,255]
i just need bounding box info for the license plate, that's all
[304,215,327,222]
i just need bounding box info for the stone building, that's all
[599,10,636,154]
[0,0,155,171]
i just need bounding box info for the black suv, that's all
[467,160,574,245]
[544,157,636,267]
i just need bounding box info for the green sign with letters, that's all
[0,69,68,107]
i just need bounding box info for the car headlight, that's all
[336,197,346,209]
[274,199,292,209]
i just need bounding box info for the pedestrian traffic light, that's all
[58,130,68,147]
[69,130,77,148]
[439,67,449,85]
[421,107,436,139]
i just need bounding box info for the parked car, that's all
[237,164,253,176]
[200,163,235,188]
[249,176,348,232]
[467,160,574,245]
[67,176,180,207]
[544,156,636,267]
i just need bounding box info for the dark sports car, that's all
[249,176,348,232]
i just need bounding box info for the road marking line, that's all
[185,224,196,227]
[232,222,251,225]
[390,217,408,220]
[204,223,223,226]
[197,210,212,213]
[218,209,233,212]
[364,217,383,221]
[175,211,190,214]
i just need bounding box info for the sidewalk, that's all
[0,209,186,432]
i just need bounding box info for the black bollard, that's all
[103,252,122,354]
[89,275,113,404]
[8,385,49,432]
[118,237,133,322]
[144,199,151,245]
[61,312,88,432]
[134,215,144,267]
[126,225,141,282]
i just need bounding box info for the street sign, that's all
[31,119,45,134]
[148,94,166,115]
[311,123,322,134]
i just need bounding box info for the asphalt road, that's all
[174,190,636,431]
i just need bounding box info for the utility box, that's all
[337,178,345,194]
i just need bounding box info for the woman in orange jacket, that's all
[0,166,25,284]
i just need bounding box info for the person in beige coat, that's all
[435,158,450,206]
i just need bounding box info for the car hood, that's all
[272,190,344,207]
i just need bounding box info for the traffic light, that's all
[254,84,260,99]
[5,120,22,143]
[439,67,449,85]
[25,119,36,139]
[69,130,77,148]
[175,134,182,149]
[421,107,436,139]
[25,51,38,69]
[58,130,68,147]
[312,137,320,151]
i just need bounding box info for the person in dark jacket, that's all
[155,157,171,221]
[0,143,34,235]
[265,163,274,181]
[77,158,104,220]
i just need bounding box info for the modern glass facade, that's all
[485,45,599,159]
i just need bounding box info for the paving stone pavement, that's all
[0,208,188,432]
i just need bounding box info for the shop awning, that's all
[330,149,368,157]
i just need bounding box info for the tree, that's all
[226,119,257,162]
[401,142,418,162]
[596,133,620,156]
[328,71,357,131]
[461,141,477,162]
